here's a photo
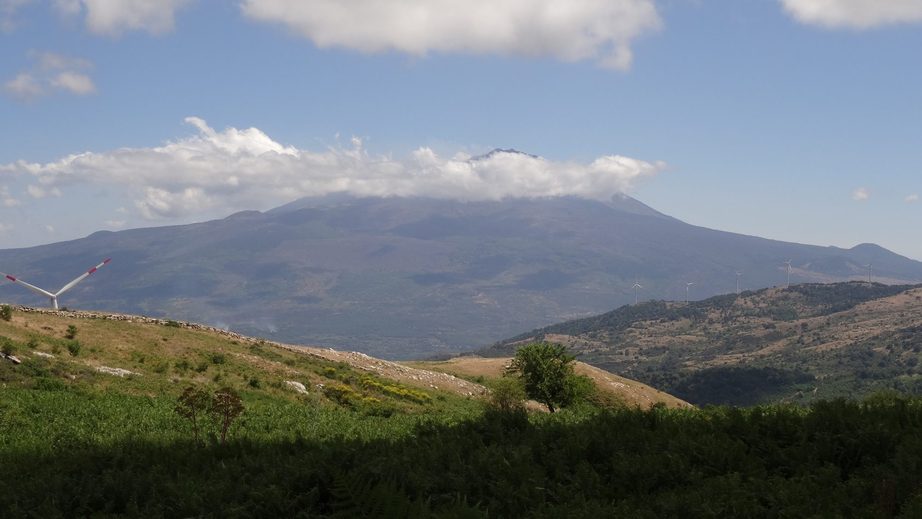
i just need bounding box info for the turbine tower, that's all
[865,263,872,284]
[685,282,695,304]
[735,271,742,295]
[3,258,111,310]
[784,260,792,288]
[632,282,643,305]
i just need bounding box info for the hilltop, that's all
[484,282,922,406]
[2,195,921,359]
[0,305,681,413]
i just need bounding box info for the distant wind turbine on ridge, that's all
[632,282,643,305]
[784,260,793,288]
[685,282,695,304]
[735,271,742,295]
[865,263,872,284]
[2,259,111,310]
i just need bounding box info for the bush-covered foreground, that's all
[2,390,922,517]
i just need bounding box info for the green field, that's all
[2,307,922,517]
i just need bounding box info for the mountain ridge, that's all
[1,195,920,359]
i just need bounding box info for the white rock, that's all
[285,380,309,395]
[95,366,139,377]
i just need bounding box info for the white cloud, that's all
[0,185,20,207]
[780,0,922,29]
[3,73,43,100]
[3,51,95,100]
[26,184,61,198]
[0,0,31,32]
[241,0,661,70]
[0,223,13,233]
[104,219,126,228]
[1,117,664,220]
[55,0,190,36]
[852,187,870,201]
[44,224,55,233]
[50,71,96,95]
[906,194,919,203]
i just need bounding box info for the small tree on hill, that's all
[0,305,12,321]
[175,386,211,443]
[505,341,589,413]
[211,387,244,445]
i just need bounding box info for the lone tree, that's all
[175,386,211,443]
[504,341,590,413]
[211,387,244,445]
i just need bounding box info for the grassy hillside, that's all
[486,282,922,406]
[0,306,490,449]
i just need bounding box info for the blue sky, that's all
[1,0,921,259]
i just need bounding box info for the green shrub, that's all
[0,304,12,321]
[486,377,526,413]
[66,340,81,357]
[1,337,16,356]
[325,384,360,407]
[210,353,226,365]
[65,325,78,340]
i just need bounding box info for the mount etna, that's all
[1,194,920,359]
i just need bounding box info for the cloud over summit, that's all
[1,118,664,220]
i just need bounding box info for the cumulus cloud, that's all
[906,194,919,203]
[3,51,95,100]
[1,185,20,207]
[0,117,664,220]
[241,0,661,70]
[780,0,922,29]
[0,0,31,32]
[54,0,190,36]
[852,187,870,201]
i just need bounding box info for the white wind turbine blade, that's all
[55,258,111,296]
[3,273,55,299]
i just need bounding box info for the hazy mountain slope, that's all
[485,282,922,405]
[1,195,921,359]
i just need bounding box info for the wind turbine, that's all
[784,260,792,288]
[3,258,111,310]
[865,263,872,284]
[735,271,742,295]
[632,282,643,305]
[685,282,695,304]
